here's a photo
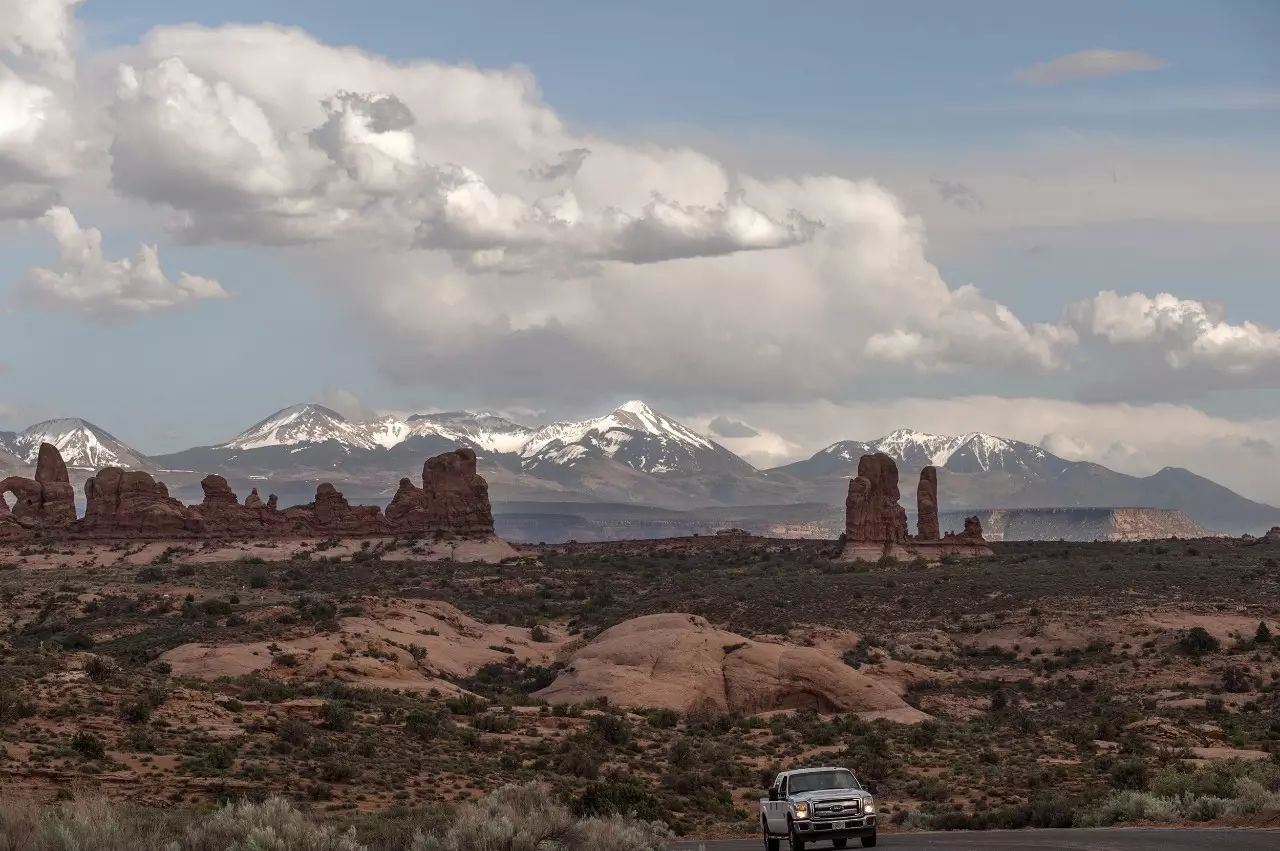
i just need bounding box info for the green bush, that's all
[1177,626,1220,656]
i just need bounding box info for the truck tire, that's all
[787,820,805,851]
[761,817,779,851]
[860,830,878,847]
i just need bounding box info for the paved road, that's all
[671,827,1280,850]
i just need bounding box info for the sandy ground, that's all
[0,534,520,569]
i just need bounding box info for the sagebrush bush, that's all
[411,782,669,851]
[179,796,366,850]
[1077,759,1280,827]
[0,783,670,851]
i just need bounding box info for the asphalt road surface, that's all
[671,828,1280,850]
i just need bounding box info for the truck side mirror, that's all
[768,788,779,801]
[866,782,878,795]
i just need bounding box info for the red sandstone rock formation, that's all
[82,468,203,535]
[943,515,988,544]
[0,445,499,543]
[283,483,388,535]
[0,443,77,530]
[916,466,940,541]
[190,475,283,534]
[386,447,495,537]
[845,452,909,544]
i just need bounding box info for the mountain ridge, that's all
[5,403,1278,535]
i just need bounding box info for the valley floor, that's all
[0,534,1278,837]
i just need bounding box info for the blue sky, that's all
[2,0,1280,499]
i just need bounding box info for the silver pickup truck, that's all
[760,766,877,849]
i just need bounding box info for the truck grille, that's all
[814,798,861,818]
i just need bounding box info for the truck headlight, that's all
[863,798,875,814]
[794,802,810,819]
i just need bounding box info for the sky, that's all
[2,1,1280,499]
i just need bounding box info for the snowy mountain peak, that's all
[220,404,379,451]
[817,429,1049,474]
[522,400,712,459]
[519,400,744,475]
[12,417,146,469]
[405,411,533,454]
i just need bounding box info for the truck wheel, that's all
[787,821,805,851]
[761,818,779,851]
[860,830,878,848]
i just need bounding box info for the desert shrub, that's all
[413,782,668,851]
[555,744,602,779]
[83,655,114,681]
[405,708,453,740]
[178,796,365,850]
[1222,665,1253,693]
[70,731,106,760]
[0,686,34,725]
[1078,760,1280,826]
[119,700,151,726]
[1107,757,1149,790]
[573,780,667,822]
[1255,621,1273,644]
[1076,790,1180,826]
[590,713,633,747]
[323,701,354,731]
[1177,626,1220,656]
[0,795,172,850]
[277,717,312,748]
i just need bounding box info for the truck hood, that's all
[793,789,868,803]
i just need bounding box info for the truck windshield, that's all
[789,770,859,794]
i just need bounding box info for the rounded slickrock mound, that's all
[536,613,926,721]
[385,447,495,537]
[846,452,909,544]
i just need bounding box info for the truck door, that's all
[766,776,788,833]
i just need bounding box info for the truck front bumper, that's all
[795,814,876,839]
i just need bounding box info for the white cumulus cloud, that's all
[18,206,229,320]
[0,0,81,78]
[1067,291,1280,381]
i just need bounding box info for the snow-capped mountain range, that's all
[791,429,1062,477]
[0,418,149,470]
[3,405,1278,533]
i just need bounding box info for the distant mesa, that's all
[0,443,503,548]
[839,452,992,562]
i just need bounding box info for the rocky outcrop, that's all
[916,465,939,540]
[385,447,494,536]
[0,445,502,543]
[845,452,909,544]
[535,613,926,721]
[190,475,283,534]
[82,468,203,535]
[282,483,389,535]
[840,452,989,562]
[0,443,77,530]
